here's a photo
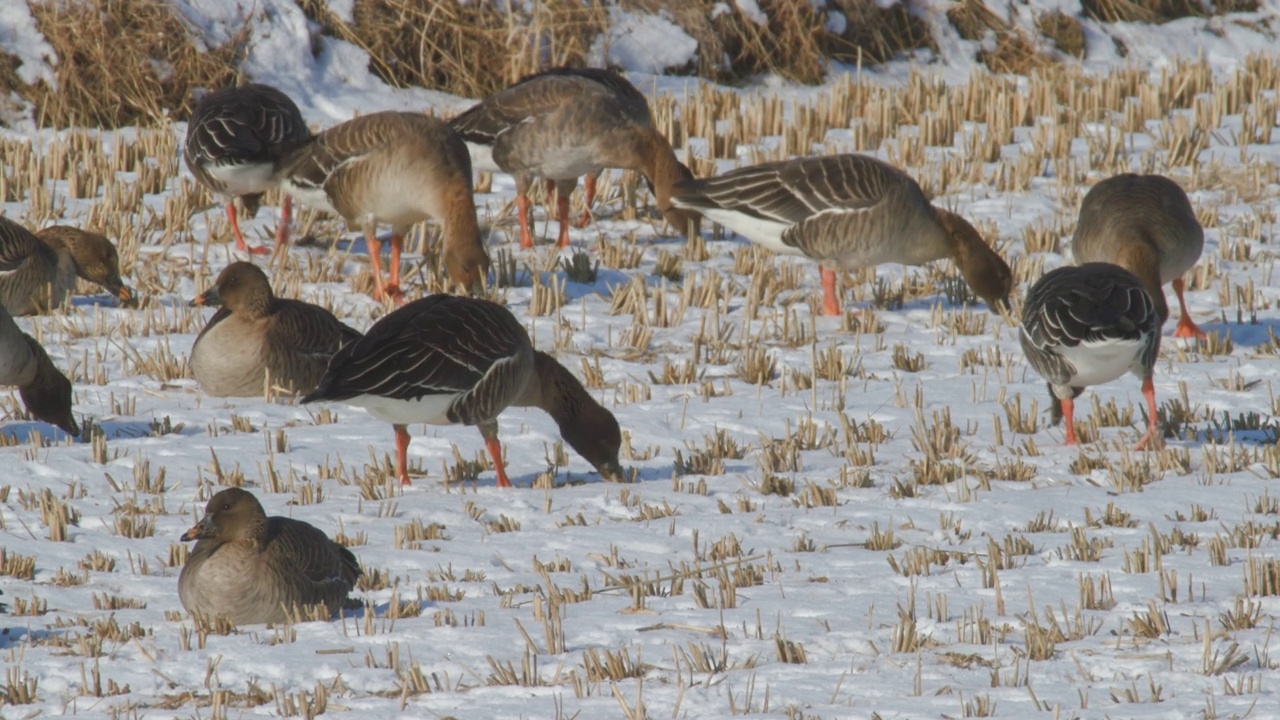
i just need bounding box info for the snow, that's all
[3,0,1280,718]
[590,8,699,76]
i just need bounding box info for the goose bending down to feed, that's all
[0,218,133,316]
[449,66,700,248]
[1020,263,1162,450]
[1070,173,1206,339]
[281,111,491,302]
[302,294,624,487]
[179,487,361,625]
[670,154,1013,317]
[0,304,79,436]
[185,84,312,255]
[190,262,361,397]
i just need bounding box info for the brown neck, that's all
[634,129,699,236]
[933,207,1012,311]
[442,182,490,293]
[518,350,623,477]
[1112,239,1170,325]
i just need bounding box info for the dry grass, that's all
[1081,0,1257,24]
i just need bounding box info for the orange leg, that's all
[1061,396,1079,445]
[385,234,405,304]
[365,232,388,301]
[393,424,412,485]
[819,267,841,316]
[555,193,572,248]
[575,174,596,228]
[274,194,293,250]
[1170,277,1206,339]
[226,202,269,255]
[1134,376,1161,451]
[516,192,534,249]
[484,436,512,488]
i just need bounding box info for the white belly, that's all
[204,161,278,197]
[346,392,459,426]
[465,141,501,175]
[280,180,340,216]
[1058,337,1145,387]
[698,208,802,257]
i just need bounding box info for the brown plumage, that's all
[189,262,361,397]
[178,487,361,625]
[302,294,624,487]
[0,218,132,316]
[281,111,490,302]
[0,304,78,436]
[1070,173,1206,338]
[449,66,700,248]
[671,154,1013,316]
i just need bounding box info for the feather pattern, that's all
[184,84,311,199]
[0,303,78,435]
[0,218,129,316]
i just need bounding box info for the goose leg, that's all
[365,232,389,302]
[274,194,293,250]
[575,173,597,228]
[1170,277,1206,339]
[555,193,572,248]
[479,424,512,488]
[385,233,405,304]
[1134,377,1161,450]
[516,177,535,249]
[1061,396,1079,446]
[819,267,841,316]
[227,202,269,255]
[393,424,412,485]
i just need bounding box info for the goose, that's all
[670,154,1012,316]
[0,218,132,316]
[0,304,78,436]
[449,66,700,248]
[281,111,490,302]
[185,84,312,255]
[189,261,361,397]
[178,487,361,625]
[301,294,624,487]
[1070,173,1206,339]
[1019,262,1161,450]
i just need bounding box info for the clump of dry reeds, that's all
[20,0,248,128]
[1082,0,1256,23]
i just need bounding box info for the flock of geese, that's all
[1,66,1207,625]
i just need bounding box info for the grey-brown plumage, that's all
[302,294,624,487]
[0,218,132,316]
[185,84,311,254]
[178,487,361,625]
[280,111,490,299]
[671,154,1013,316]
[1020,262,1161,449]
[0,304,79,436]
[1070,173,1205,338]
[449,66,699,247]
[189,262,361,397]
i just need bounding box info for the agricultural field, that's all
[3,1,1280,718]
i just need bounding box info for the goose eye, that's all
[222,503,231,510]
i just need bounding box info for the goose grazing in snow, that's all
[0,304,79,436]
[280,111,491,302]
[670,154,1012,316]
[185,84,312,255]
[0,218,132,316]
[1020,262,1162,450]
[449,66,700,248]
[1070,172,1206,339]
[301,294,624,487]
[178,487,361,625]
[189,262,361,397]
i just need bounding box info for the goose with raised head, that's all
[449,66,699,248]
[670,154,1012,316]
[280,111,490,302]
[185,84,312,255]
[1020,262,1162,450]
[0,304,79,436]
[1070,172,1206,339]
[178,487,361,625]
[0,218,132,316]
[189,262,361,397]
[302,294,624,487]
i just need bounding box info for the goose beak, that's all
[180,517,213,542]
[597,460,627,483]
[116,284,136,308]
[190,287,221,307]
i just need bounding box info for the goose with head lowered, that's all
[0,304,79,436]
[0,218,132,316]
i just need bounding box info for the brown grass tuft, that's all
[22,0,249,128]
[1081,0,1256,23]
[1037,11,1086,58]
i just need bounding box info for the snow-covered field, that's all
[4,1,1280,718]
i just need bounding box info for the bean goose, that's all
[301,294,624,487]
[0,304,78,436]
[449,66,700,248]
[190,262,361,397]
[670,154,1012,316]
[185,84,311,255]
[280,111,491,302]
[0,218,132,316]
[1070,173,1206,339]
[178,487,361,625]
[1020,263,1161,450]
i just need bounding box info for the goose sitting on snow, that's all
[1070,172,1206,339]
[449,66,700,248]
[1020,262,1162,450]
[670,154,1012,316]
[302,294,624,487]
[178,487,361,625]
[0,218,132,316]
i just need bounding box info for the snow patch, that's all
[591,9,699,76]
